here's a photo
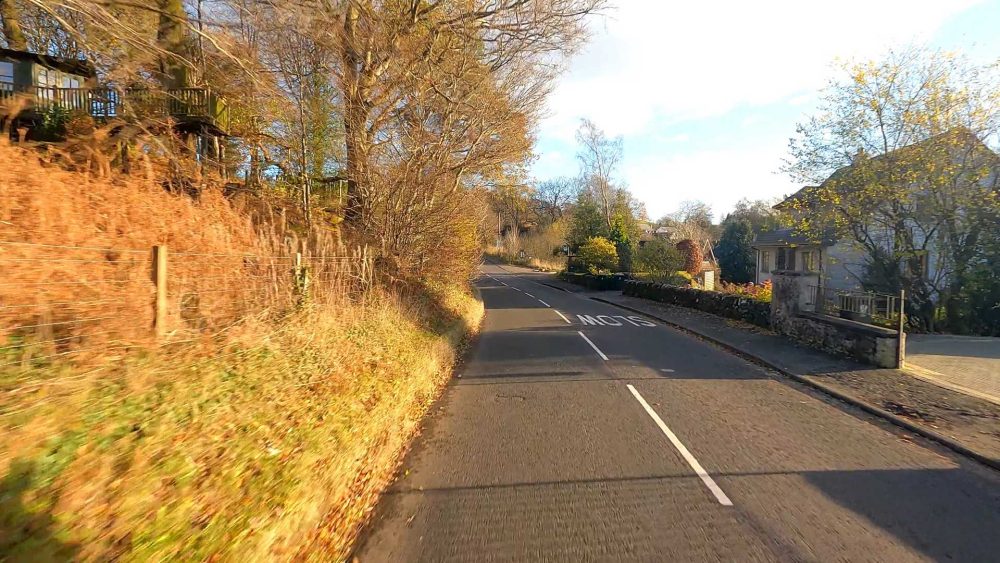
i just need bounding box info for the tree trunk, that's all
[156,0,189,88]
[342,99,366,224]
[0,0,27,51]
[340,3,364,224]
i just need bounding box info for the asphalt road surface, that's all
[354,262,1000,562]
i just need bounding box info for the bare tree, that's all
[576,117,622,228]
[534,176,578,223]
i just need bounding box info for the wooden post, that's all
[896,289,906,368]
[154,245,168,339]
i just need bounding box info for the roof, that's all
[752,228,836,248]
[776,127,1000,211]
[0,48,96,78]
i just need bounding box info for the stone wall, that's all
[770,272,901,368]
[622,280,771,328]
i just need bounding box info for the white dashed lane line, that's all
[555,310,572,324]
[626,384,733,507]
[578,331,609,361]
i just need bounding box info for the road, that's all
[354,262,1000,562]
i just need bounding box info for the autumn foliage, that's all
[675,239,704,275]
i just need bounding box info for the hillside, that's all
[0,142,483,560]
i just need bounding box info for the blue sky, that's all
[531,0,1000,221]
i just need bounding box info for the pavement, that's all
[905,334,1000,405]
[354,262,1000,562]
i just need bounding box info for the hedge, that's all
[622,280,771,328]
[558,271,628,291]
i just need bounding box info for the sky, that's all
[531,0,1000,222]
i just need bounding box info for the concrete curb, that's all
[592,296,1000,472]
[539,282,573,293]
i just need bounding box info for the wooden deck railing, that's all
[0,85,230,133]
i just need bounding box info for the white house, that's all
[754,128,1000,299]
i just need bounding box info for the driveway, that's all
[906,334,1000,404]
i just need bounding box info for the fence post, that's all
[293,252,309,305]
[153,245,168,339]
[896,289,906,368]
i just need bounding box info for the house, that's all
[754,129,1000,297]
[1,48,230,138]
[752,227,855,288]
[0,48,95,93]
[636,221,655,247]
[653,225,674,238]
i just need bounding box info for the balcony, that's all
[1,84,230,135]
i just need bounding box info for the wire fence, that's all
[0,240,374,372]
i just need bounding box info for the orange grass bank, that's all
[0,142,484,560]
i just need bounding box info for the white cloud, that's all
[542,0,982,140]
[534,0,984,216]
[624,139,800,220]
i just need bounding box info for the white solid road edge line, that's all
[555,310,572,324]
[577,331,609,361]
[626,384,733,506]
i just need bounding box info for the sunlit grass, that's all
[0,287,483,561]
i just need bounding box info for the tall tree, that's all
[784,47,1000,330]
[576,117,622,228]
[333,0,604,227]
[534,176,577,224]
[714,219,755,283]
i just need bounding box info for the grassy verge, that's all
[0,283,483,561]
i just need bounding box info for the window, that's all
[0,61,13,87]
[62,76,80,88]
[760,251,771,273]
[37,68,52,86]
[802,250,818,272]
[775,248,796,271]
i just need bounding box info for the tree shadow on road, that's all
[801,466,1000,561]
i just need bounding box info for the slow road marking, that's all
[577,314,656,327]
[627,384,733,506]
[578,331,609,361]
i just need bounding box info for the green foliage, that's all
[608,216,632,272]
[714,219,755,283]
[33,105,72,141]
[634,238,683,281]
[576,236,618,274]
[568,196,607,248]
